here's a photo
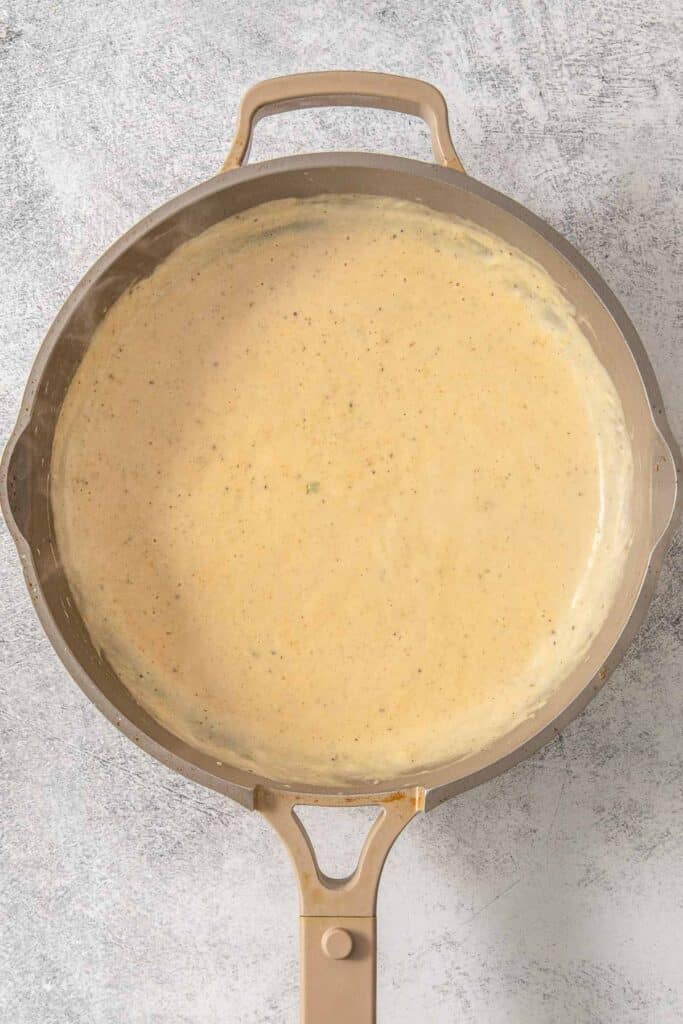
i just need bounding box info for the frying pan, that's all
[1,72,680,1022]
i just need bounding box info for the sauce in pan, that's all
[51,195,633,784]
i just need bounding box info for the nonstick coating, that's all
[1,153,679,810]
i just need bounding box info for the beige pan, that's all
[1,73,679,1021]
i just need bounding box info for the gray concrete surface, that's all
[1,1,681,1021]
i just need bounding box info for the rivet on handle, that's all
[322,927,354,960]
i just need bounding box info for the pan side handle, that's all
[256,786,424,1024]
[221,70,465,173]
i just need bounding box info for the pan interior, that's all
[49,193,633,786]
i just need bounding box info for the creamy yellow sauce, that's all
[51,195,633,785]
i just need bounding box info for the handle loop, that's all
[221,70,465,173]
[256,787,424,1023]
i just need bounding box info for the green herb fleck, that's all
[306,481,320,494]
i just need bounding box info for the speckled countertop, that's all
[1,2,681,1022]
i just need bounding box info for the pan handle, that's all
[256,786,424,1024]
[221,70,465,173]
